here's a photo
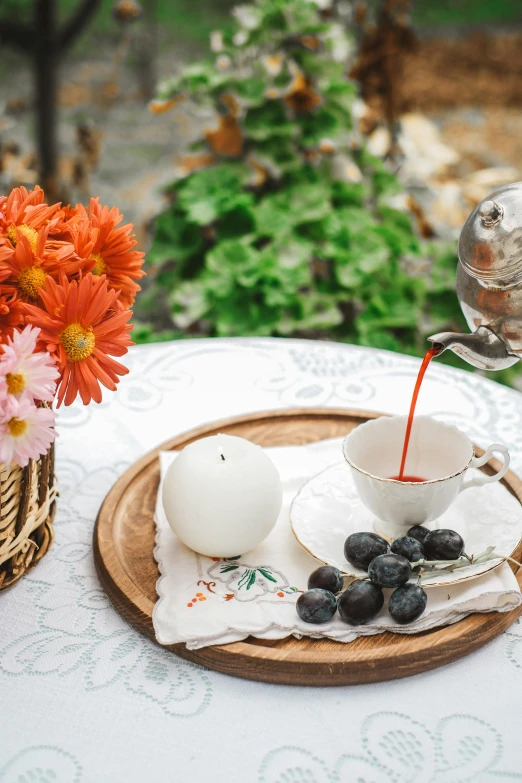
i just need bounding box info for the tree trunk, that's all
[35,0,59,200]
[350,0,416,153]
[134,0,158,101]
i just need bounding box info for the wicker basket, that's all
[0,445,57,591]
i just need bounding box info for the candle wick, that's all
[221,453,225,461]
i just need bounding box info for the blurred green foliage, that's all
[59,0,232,45]
[2,1,520,383]
[141,0,477,368]
[0,0,232,47]
[413,0,522,28]
[53,0,522,45]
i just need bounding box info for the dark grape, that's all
[391,536,424,564]
[307,566,344,594]
[424,529,464,560]
[296,589,337,624]
[338,581,384,625]
[344,532,389,571]
[407,525,430,545]
[368,554,411,587]
[388,584,428,624]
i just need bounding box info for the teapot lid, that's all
[459,181,522,286]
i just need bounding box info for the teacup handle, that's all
[460,444,510,491]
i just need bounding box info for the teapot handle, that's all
[460,444,510,491]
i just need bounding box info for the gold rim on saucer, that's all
[290,465,522,589]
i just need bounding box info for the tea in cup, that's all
[342,415,510,539]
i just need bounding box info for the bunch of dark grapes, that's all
[296,525,466,627]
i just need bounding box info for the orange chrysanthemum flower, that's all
[0,186,62,254]
[59,204,82,223]
[80,198,145,310]
[68,216,99,272]
[0,225,78,303]
[0,261,10,285]
[47,203,84,244]
[24,273,133,406]
[0,285,25,346]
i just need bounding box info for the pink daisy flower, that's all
[0,396,56,468]
[0,324,58,403]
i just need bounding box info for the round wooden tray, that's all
[94,408,522,686]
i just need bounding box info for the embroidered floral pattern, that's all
[2,338,522,780]
[258,712,522,782]
[0,525,213,718]
[187,592,207,607]
[206,558,299,602]
[0,746,82,783]
[0,584,213,718]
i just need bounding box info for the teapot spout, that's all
[428,325,519,371]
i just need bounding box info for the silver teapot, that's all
[429,182,522,370]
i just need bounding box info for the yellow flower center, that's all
[7,223,39,253]
[61,323,95,362]
[18,266,47,301]
[6,373,25,394]
[7,417,27,437]
[91,253,107,276]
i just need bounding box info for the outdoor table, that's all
[1,337,521,782]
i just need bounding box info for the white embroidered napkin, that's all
[152,438,522,649]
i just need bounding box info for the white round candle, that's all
[162,433,283,557]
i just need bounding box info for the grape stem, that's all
[338,546,522,588]
[416,546,494,569]
[340,572,360,584]
[418,546,522,581]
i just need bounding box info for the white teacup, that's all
[342,415,510,539]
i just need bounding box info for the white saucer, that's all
[290,462,522,587]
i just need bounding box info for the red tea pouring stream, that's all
[395,345,442,481]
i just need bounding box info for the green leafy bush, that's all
[141,0,473,365]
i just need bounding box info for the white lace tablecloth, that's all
[1,337,522,783]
